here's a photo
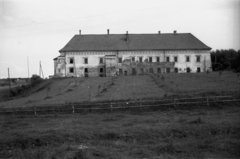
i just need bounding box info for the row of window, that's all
[67,67,201,74]
[68,57,104,64]
[67,55,201,64]
[118,55,201,63]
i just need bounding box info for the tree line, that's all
[210,49,240,72]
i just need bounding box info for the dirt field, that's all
[0,71,239,108]
[0,104,239,159]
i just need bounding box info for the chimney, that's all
[126,31,129,42]
[158,31,161,34]
[107,29,109,35]
[174,30,177,34]
[79,30,81,35]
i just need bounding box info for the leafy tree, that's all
[211,49,240,72]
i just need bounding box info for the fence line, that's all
[30,95,234,108]
[0,96,239,115]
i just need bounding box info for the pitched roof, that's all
[59,33,211,52]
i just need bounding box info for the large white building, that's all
[54,30,212,77]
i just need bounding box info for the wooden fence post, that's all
[34,107,37,115]
[206,97,209,107]
[72,105,75,114]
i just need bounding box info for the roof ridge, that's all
[74,33,191,36]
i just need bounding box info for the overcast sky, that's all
[0,0,239,78]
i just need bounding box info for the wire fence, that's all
[0,95,239,115]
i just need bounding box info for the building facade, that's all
[54,30,212,77]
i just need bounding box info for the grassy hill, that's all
[1,71,240,159]
[0,71,239,108]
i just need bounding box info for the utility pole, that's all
[27,56,30,80]
[39,61,41,77]
[39,61,44,79]
[8,68,11,97]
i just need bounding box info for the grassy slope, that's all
[1,71,239,108]
[0,105,239,159]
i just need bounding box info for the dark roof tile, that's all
[59,33,211,52]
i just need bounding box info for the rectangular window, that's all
[132,57,135,62]
[149,57,152,63]
[149,68,153,73]
[196,55,201,62]
[119,69,123,75]
[118,57,122,63]
[174,56,178,62]
[69,67,74,73]
[99,57,104,64]
[69,58,74,64]
[166,56,170,62]
[156,57,160,62]
[139,57,143,63]
[84,58,88,64]
[174,68,178,73]
[166,68,171,73]
[186,56,190,62]
[157,68,161,73]
[186,67,191,73]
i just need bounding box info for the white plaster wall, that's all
[56,50,212,76]
[119,50,212,73]
[55,57,66,77]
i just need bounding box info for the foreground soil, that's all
[0,104,239,159]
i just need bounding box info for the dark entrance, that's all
[119,69,123,75]
[157,68,161,74]
[186,67,190,73]
[149,68,153,73]
[132,68,136,75]
[197,67,201,73]
[140,68,144,75]
[166,68,171,73]
[99,68,104,77]
[124,71,127,76]
[84,68,88,77]
[174,68,178,73]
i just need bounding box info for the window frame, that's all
[196,55,201,62]
[166,56,170,62]
[99,57,104,64]
[69,58,74,64]
[132,57,135,62]
[84,57,88,64]
[174,56,178,62]
[69,67,74,73]
[186,56,190,62]
[149,56,152,63]
[118,57,122,63]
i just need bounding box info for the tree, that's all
[31,74,43,86]
[210,49,240,72]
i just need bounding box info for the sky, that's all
[0,0,239,79]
